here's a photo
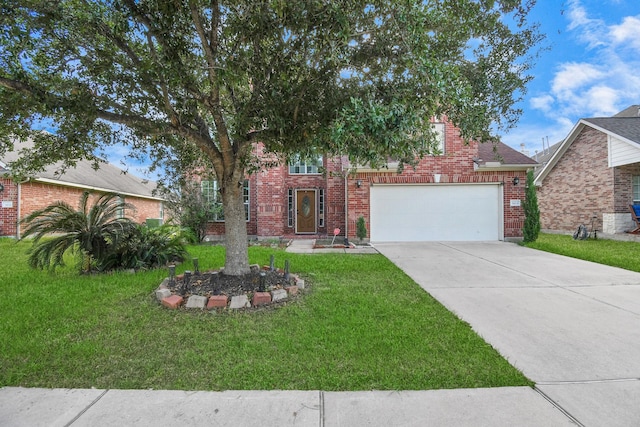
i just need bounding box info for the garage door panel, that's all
[370,184,501,242]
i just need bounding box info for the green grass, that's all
[0,238,530,391]
[525,233,640,272]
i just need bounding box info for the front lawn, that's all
[0,238,530,391]
[525,233,640,272]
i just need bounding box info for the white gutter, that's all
[33,177,164,201]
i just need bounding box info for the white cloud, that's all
[609,16,640,52]
[566,0,607,48]
[530,94,554,113]
[550,62,604,96]
[531,2,640,123]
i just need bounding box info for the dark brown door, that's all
[296,190,316,233]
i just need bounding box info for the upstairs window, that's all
[431,122,445,155]
[289,155,323,174]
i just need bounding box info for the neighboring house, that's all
[201,119,538,242]
[0,137,164,238]
[534,105,640,234]
[531,141,561,177]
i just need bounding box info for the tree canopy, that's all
[0,0,542,274]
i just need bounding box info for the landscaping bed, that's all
[155,267,302,310]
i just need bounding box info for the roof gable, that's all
[534,116,640,185]
[2,137,160,200]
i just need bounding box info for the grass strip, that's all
[525,233,640,273]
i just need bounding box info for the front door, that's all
[296,189,317,234]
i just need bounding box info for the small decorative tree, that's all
[522,170,541,243]
[356,216,367,243]
[160,181,219,243]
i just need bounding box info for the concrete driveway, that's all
[376,241,640,427]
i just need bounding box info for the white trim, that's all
[33,177,163,201]
[371,181,502,187]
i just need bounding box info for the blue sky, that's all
[502,0,640,155]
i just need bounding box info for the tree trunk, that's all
[221,177,250,276]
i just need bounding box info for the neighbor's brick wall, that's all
[0,177,18,237]
[614,163,640,210]
[347,122,527,239]
[19,181,161,226]
[538,127,614,232]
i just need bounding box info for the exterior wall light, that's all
[512,177,520,186]
[356,180,362,188]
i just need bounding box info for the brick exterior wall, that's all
[538,127,616,233]
[347,121,527,239]
[205,149,347,239]
[0,180,162,237]
[203,122,529,240]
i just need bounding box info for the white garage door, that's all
[370,184,503,242]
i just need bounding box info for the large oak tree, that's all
[0,0,541,275]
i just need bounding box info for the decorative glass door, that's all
[295,189,317,233]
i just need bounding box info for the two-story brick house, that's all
[201,119,537,242]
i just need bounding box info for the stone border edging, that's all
[154,268,305,311]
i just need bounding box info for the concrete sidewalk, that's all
[0,386,575,426]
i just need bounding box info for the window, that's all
[287,189,294,227]
[633,176,640,204]
[202,179,250,222]
[116,196,125,219]
[318,188,325,227]
[431,122,445,155]
[289,155,323,174]
[159,202,164,220]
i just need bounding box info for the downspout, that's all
[343,159,349,246]
[16,181,22,239]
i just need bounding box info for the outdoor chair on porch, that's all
[628,205,640,234]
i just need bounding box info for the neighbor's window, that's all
[201,179,250,222]
[289,155,323,174]
[633,176,640,204]
[116,196,125,219]
[431,122,445,155]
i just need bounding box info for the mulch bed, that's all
[167,268,295,299]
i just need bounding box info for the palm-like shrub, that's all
[21,191,136,271]
[100,224,189,271]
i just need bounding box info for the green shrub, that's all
[21,191,137,272]
[99,224,189,271]
[522,170,540,243]
[356,216,367,242]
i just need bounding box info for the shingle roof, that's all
[476,141,538,166]
[582,117,640,144]
[2,137,160,200]
[613,105,640,118]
